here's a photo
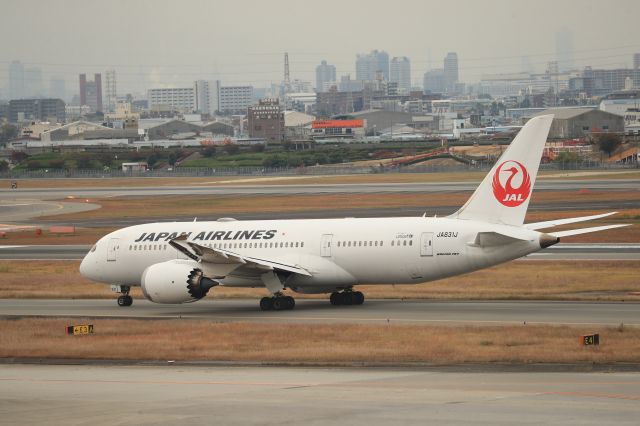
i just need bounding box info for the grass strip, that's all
[1,318,638,364]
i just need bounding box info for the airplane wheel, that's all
[117,295,132,307]
[272,298,283,311]
[285,296,295,310]
[260,297,273,311]
[330,292,340,305]
[353,291,365,305]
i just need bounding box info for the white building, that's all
[219,85,253,114]
[195,80,220,115]
[390,57,411,95]
[104,70,117,113]
[148,87,196,112]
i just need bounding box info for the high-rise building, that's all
[390,57,411,95]
[556,27,574,72]
[79,73,103,113]
[219,85,253,115]
[49,77,66,101]
[634,53,640,70]
[9,61,24,100]
[104,70,117,113]
[195,80,220,114]
[355,50,389,82]
[423,69,446,94]
[148,87,196,112]
[443,52,459,93]
[24,68,43,98]
[315,60,336,92]
[8,98,65,123]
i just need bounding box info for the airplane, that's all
[79,115,628,310]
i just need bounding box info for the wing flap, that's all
[170,236,311,277]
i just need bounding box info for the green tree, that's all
[223,144,240,155]
[11,151,28,163]
[202,146,217,158]
[75,153,93,169]
[0,160,9,172]
[0,123,18,142]
[596,133,622,157]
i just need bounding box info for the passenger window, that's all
[295,242,299,247]
[391,241,394,246]
[301,242,304,247]
[358,241,362,247]
[403,240,407,246]
[409,240,413,246]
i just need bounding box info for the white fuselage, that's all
[80,216,545,293]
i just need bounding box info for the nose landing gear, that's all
[114,285,133,307]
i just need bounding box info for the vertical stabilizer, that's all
[450,114,553,226]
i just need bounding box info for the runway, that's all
[0,179,638,200]
[1,243,639,260]
[1,364,639,425]
[1,299,638,326]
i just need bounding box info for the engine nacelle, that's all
[141,260,218,304]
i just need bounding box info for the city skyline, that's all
[0,0,638,96]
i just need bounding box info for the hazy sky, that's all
[1,0,639,95]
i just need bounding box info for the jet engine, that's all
[141,260,218,304]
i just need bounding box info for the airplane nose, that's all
[79,253,90,278]
[79,248,98,280]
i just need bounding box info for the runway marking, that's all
[0,377,320,387]
[5,313,638,327]
[541,391,640,401]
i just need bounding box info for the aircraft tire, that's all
[117,295,133,307]
[260,297,273,311]
[330,292,340,305]
[353,292,365,305]
[285,296,295,310]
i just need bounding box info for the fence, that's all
[0,160,636,180]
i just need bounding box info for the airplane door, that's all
[420,232,433,256]
[321,234,333,257]
[107,238,119,262]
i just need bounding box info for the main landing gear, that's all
[260,294,295,311]
[330,290,364,306]
[116,285,133,307]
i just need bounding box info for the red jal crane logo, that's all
[492,160,531,207]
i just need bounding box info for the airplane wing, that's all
[169,235,312,278]
[548,224,630,238]
[525,212,618,230]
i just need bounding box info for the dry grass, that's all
[0,260,638,301]
[0,318,638,364]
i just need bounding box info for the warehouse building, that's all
[533,108,624,139]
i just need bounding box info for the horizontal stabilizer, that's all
[525,212,618,230]
[550,224,630,238]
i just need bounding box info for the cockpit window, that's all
[90,244,97,253]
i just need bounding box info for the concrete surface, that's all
[1,364,639,425]
[1,299,638,326]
